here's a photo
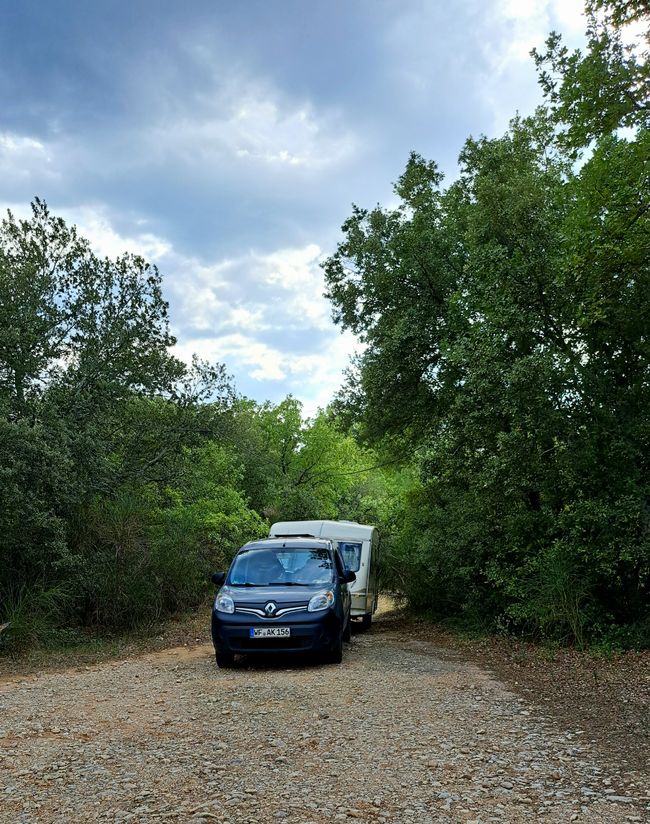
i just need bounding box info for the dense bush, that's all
[73,446,266,628]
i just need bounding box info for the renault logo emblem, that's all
[264,601,277,617]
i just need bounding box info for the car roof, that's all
[239,537,333,553]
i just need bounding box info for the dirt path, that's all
[1,618,648,823]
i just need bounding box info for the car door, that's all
[334,548,351,621]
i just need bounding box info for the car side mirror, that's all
[342,570,356,584]
[211,572,226,586]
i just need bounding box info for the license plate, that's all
[249,627,290,638]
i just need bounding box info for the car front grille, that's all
[234,605,308,619]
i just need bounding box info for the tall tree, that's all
[322,1,650,643]
[0,199,184,422]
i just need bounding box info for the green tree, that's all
[532,0,648,150]
[248,397,370,521]
[76,442,265,627]
[0,199,184,420]
[322,0,650,644]
[0,202,252,648]
[324,152,465,449]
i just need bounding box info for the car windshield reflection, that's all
[229,548,334,586]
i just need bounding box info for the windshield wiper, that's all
[267,581,311,586]
[229,582,257,587]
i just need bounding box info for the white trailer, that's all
[269,520,379,629]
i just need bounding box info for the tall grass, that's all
[525,548,591,649]
[0,584,72,654]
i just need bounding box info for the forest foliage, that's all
[323,0,649,648]
[0,200,401,651]
[1,0,648,653]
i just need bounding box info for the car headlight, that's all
[214,590,235,614]
[308,590,335,612]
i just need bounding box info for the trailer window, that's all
[338,541,362,572]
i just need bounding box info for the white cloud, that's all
[142,74,357,175]
[0,131,59,186]
[163,239,361,408]
[1,65,359,202]
[261,243,332,330]
[297,331,363,418]
[28,204,358,409]
[0,199,173,264]
[174,281,268,335]
[173,326,360,417]
[264,243,322,287]
[549,0,587,36]
[174,334,288,381]
[165,241,333,337]
[0,132,46,157]
[481,0,587,133]
[67,207,172,261]
[494,0,585,63]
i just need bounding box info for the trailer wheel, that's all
[359,614,372,631]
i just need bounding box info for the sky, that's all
[0,0,588,416]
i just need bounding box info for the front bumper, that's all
[211,609,341,655]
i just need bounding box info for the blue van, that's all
[210,537,355,667]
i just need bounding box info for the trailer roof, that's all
[269,520,376,541]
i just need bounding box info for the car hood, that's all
[223,584,329,604]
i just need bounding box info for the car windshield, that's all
[229,547,334,586]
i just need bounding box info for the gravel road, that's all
[1,619,649,824]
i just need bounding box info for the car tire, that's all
[327,636,343,664]
[215,651,234,668]
[343,617,352,642]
